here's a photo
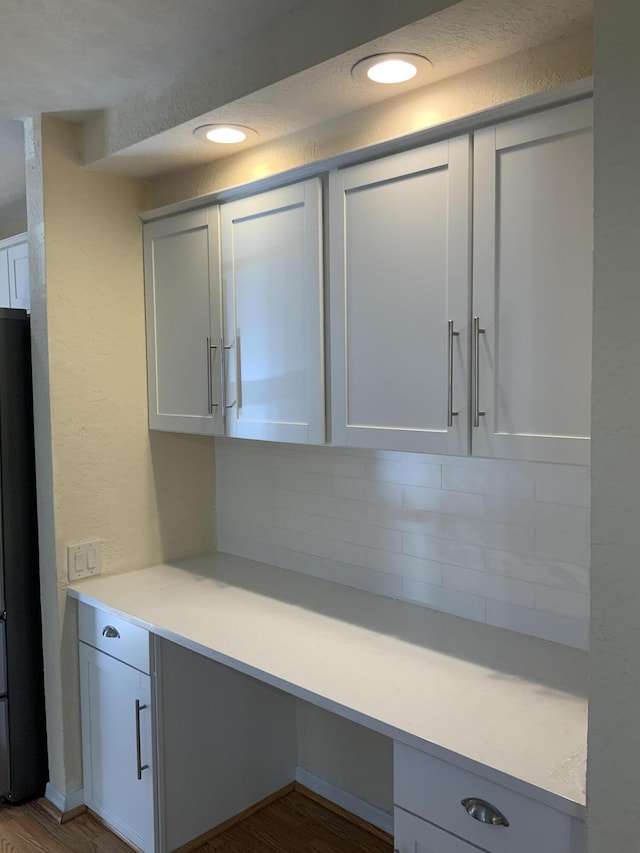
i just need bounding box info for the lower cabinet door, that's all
[395,808,484,852]
[79,643,156,853]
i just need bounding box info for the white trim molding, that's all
[45,782,85,815]
[295,767,394,836]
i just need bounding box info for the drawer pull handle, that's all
[102,626,120,639]
[461,797,509,827]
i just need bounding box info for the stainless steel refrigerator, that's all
[0,307,48,802]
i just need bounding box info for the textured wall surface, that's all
[151,29,593,209]
[217,441,590,649]
[587,3,640,851]
[0,198,27,241]
[87,0,459,162]
[0,117,27,239]
[30,116,215,797]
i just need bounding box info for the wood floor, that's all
[0,790,393,853]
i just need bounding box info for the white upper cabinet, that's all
[144,208,223,435]
[7,241,29,311]
[329,137,471,454]
[0,235,29,311]
[220,179,325,444]
[472,100,593,464]
[143,97,593,463]
[0,251,9,309]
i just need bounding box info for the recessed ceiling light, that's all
[351,53,431,85]
[193,124,258,144]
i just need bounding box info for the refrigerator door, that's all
[0,699,9,796]
[0,622,6,695]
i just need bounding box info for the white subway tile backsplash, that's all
[442,564,536,609]
[216,441,590,649]
[366,548,442,585]
[271,488,367,523]
[535,464,591,507]
[273,468,334,497]
[402,578,486,622]
[402,485,485,517]
[402,531,485,570]
[486,549,589,593]
[271,526,367,568]
[333,476,403,506]
[534,586,590,621]
[442,460,535,499]
[486,600,589,649]
[531,502,591,536]
[366,459,442,488]
[272,547,403,599]
[536,527,591,567]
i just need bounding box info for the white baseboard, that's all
[295,767,393,836]
[45,782,85,815]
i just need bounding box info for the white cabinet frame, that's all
[329,136,471,455]
[472,99,593,464]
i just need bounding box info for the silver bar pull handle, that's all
[135,699,149,781]
[220,337,236,412]
[461,797,509,827]
[206,337,212,412]
[447,320,459,428]
[473,316,486,428]
[235,334,242,412]
[206,337,219,413]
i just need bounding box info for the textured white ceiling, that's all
[0,0,593,216]
[98,0,593,178]
[0,0,313,119]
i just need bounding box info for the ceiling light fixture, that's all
[193,124,258,144]
[351,53,431,85]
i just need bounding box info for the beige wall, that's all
[152,25,592,208]
[26,116,215,797]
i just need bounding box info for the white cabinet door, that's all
[472,99,593,464]
[220,180,324,444]
[7,242,29,311]
[394,808,479,853]
[144,208,223,435]
[79,643,156,853]
[330,136,471,454]
[0,250,10,308]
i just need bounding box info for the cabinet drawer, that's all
[78,603,150,674]
[394,743,584,853]
[395,807,485,852]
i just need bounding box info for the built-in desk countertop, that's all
[68,551,588,819]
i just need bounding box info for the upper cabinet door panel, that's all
[220,180,324,445]
[7,242,29,311]
[144,208,223,435]
[0,251,9,309]
[330,137,471,454]
[473,100,593,464]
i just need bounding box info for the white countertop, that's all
[68,551,588,818]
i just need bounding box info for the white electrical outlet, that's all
[67,541,102,581]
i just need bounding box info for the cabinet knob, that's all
[461,797,509,827]
[102,625,120,639]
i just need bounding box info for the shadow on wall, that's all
[0,196,27,241]
[149,430,216,561]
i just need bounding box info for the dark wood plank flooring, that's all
[0,791,393,853]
